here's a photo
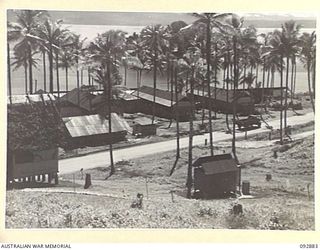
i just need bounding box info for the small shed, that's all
[132,85,192,121]
[132,117,156,136]
[193,153,240,198]
[62,113,130,148]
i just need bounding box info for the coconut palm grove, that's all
[6,10,316,229]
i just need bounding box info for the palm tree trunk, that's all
[65,66,69,92]
[88,67,91,86]
[55,51,60,99]
[290,59,294,104]
[28,47,33,94]
[81,69,83,85]
[152,54,157,124]
[107,61,115,175]
[307,61,315,113]
[24,64,28,94]
[49,46,54,93]
[280,55,283,144]
[232,36,238,162]
[168,62,174,128]
[243,65,247,89]
[124,65,127,86]
[43,51,47,92]
[284,57,289,131]
[312,59,315,99]
[76,54,80,105]
[175,67,180,159]
[206,21,214,157]
[255,65,259,88]
[266,68,270,88]
[261,58,266,104]
[226,54,230,131]
[7,43,12,103]
[214,44,218,118]
[187,67,195,199]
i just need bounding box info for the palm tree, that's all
[11,47,39,94]
[140,25,168,124]
[8,10,48,94]
[192,12,233,156]
[300,31,316,113]
[177,46,205,198]
[37,19,69,94]
[281,21,301,130]
[59,45,75,93]
[268,30,286,144]
[88,30,127,177]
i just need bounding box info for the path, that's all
[59,112,314,174]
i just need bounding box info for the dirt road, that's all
[59,112,314,174]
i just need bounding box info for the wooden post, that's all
[48,173,52,184]
[73,174,76,193]
[84,174,92,189]
[41,174,46,182]
[145,177,149,199]
[54,173,59,185]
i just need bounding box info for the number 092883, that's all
[300,244,318,248]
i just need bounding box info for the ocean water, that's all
[8,25,315,95]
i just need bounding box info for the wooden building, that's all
[62,113,130,148]
[7,94,61,187]
[247,87,287,103]
[91,86,140,115]
[193,153,240,199]
[192,86,254,115]
[59,88,95,117]
[132,85,192,121]
[132,117,157,136]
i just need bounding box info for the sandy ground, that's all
[6,129,314,229]
[5,94,314,229]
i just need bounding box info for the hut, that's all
[132,117,156,136]
[192,86,254,115]
[59,88,95,117]
[193,153,240,198]
[62,113,130,148]
[132,85,192,121]
[7,94,61,187]
[247,87,287,103]
[91,86,140,115]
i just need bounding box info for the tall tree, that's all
[280,21,301,130]
[37,19,69,93]
[8,10,48,94]
[88,30,127,177]
[140,25,168,124]
[192,13,233,156]
[300,31,316,113]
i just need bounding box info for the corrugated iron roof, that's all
[60,88,95,111]
[193,153,238,175]
[132,86,188,107]
[62,113,129,138]
[192,86,252,103]
[133,117,153,126]
[8,93,56,105]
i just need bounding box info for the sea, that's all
[8,25,316,95]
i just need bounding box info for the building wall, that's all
[67,131,127,149]
[194,168,238,198]
[132,124,156,136]
[7,148,58,180]
[195,95,254,115]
